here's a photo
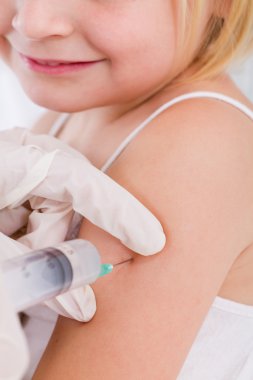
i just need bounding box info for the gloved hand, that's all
[0,126,166,321]
[0,126,165,254]
[0,233,30,380]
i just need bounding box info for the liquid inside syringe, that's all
[1,239,114,312]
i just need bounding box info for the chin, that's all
[22,88,130,113]
[19,83,100,112]
[31,98,91,113]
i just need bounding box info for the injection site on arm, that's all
[33,101,253,379]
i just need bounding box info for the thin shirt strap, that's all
[100,91,253,173]
[48,113,71,137]
[65,90,253,240]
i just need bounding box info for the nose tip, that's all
[11,11,74,41]
[12,16,40,41]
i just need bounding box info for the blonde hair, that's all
[176,0,253,83]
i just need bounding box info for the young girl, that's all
[1,1,253,378]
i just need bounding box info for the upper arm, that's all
[33,101,253,380]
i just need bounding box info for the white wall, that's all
[231,55,253,102]
[0,56,253,131]
[0,61,45,131]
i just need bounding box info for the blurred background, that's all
[0,55,253,131]
[0,61,45,131]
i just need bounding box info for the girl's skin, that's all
[1,1,253,378]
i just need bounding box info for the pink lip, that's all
[18,53,102,75]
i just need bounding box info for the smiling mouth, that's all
[18,52,104,75]
[34,60,79,66]
[19,52,101,65]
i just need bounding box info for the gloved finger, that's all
[0,139,61,210]
[0,128,166,255]
[0,131,87,210]
[0,205,30,236]
[44,285,96,322]
[0,126,83,158]
[31,153,166,255]
[17,198,74,249]
[0,232,32,264]
[0,271,30,380]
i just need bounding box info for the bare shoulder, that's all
[31,110,61,134]
[121,93,253,165]
[33,97,253,379]
[106,95,253,256]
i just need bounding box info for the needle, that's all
[99,259,132,277]
[113,258,133,266]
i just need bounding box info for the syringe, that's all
[1,239,114,312]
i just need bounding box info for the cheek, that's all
[0,2,15,35]
[96,24,176,99]
[89,5,177,93]
[0,2,15,61]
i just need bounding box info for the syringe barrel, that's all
[1,239,101,312]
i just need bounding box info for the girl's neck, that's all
[75,72,230,131]
[54,73,247,169]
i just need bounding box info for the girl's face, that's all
[0,1,179,113]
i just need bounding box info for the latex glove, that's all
[0,126,166,254]
[0,126,166,321]
[0,233,30,380]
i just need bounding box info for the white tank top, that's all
[49,91,253,379]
